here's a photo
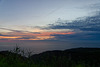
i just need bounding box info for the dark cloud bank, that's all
[46,12,100,41]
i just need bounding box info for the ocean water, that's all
[0,40,100,54]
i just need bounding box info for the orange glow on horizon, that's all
[0,32,75,40]
[0,36,20,39]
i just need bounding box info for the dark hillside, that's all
[0,48,100,67]
[31,48,100,67]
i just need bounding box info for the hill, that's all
[31,47,100,67]
[0,47,100,67]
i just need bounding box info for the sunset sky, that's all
[0,0,100,53]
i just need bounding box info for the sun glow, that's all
[0,36,20,39]
[0,31,75,41]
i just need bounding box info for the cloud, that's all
[0,27,41,34]
[0,27,41,40]
[43,11,100,40]
[0,28,25,33]
[0,34,8,36]
[51,32,100,40]
[89,3,100,10]
[1,11,100,41]
[47,12,100,32]
[16,36,36,40]
[1,7,100,41]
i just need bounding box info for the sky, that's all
[0,0,99,26]
[0,0,100,53]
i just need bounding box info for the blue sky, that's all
[0,0,100,26]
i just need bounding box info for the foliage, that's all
[0,47,100,67]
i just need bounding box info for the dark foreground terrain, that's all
[0,47,100,67]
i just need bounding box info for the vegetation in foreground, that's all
[0,46,100,67]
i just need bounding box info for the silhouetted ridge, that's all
[31,47,100,66]
[0,48,100,67]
